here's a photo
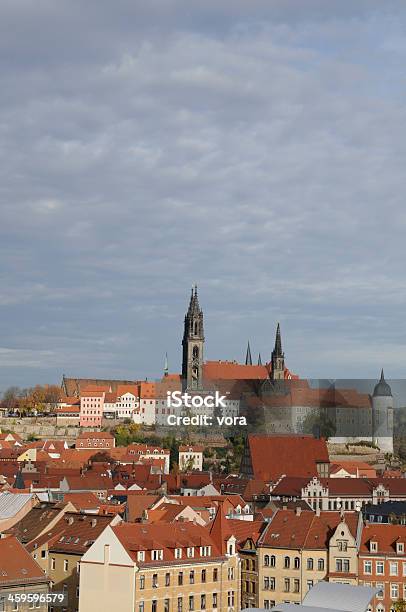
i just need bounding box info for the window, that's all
[189,595,194,611]
[152,601,157,612]
[284,556,290,569]
[189,570,194,584]
[390,562,398,576]
[138,551,145,562]
[227,567,234,580]
[264,555,270,567]
[187,547,194,558]
[264,577,271,590]
[139,603,144,612]
[51,557,56,570]
[318,558,324,571]
[139,575,145,590]
[376,584,384,599]
[307,558,314,571]
[370,541,378,552]
[227,591,235,607]
[364,561,372,574]
[165,573,170,587]
[0,597,5,612]
[200,595,206,610]
[202,568,207,582]
[178,572,183,586]
[152,549,163,561]
[64,559,68,572]
[213,568,218,582]
[41,550,47,559]
[391,584,399,600]
[152,574,158,588]
[376,561,384,575]
[284,578,290,592]
[294,557,300,569]
[164,600,170,612]
[307,580,313,591]
[212,593,218,609]
[294,579,300,593]
[177,598,183,612]
[175,548,182,559]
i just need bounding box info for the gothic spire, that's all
[273,322,283,357]
[187,283,200,313]
[245,341,252,366]
[164,352,168,377]
[258,352,262,366]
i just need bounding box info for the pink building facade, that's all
[79,391,104,427]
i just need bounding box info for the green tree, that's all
[302,409,336,439]
[394,600,406,612]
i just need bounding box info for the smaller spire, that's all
[245,341,252,366]
[258,353,262,366]
[380,368,385,381]
[164,352,168,377]
[274,322,283,356]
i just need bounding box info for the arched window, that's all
[270,555,276,568]
[193,322,198,335]
[318,558,324,571]
[307,558,314,570]
[193,345,199,358]
[264,555,270,567]
[284,556,290,569]
[294,557,300,569]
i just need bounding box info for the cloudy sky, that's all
[1,0,406,390]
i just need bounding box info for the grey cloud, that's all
[1,1,406,388]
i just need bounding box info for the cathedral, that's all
[179,284,296,392]
[178,286,394,453]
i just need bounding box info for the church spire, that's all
[271,322,285,381]
[164,352,168,377]
[245,341,252,366]
[258,352,262,366]
[274,322,283,356]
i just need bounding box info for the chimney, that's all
[91,518,97,527]
[295,506,302,517]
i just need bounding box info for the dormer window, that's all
[200,546,211,557]
[137,551,145,562]
[175,548,182,559]
[370,541,378,553]
[187,547,194,558]
[396,542,404,554]
[151,549,163,561]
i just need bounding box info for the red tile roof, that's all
[259,509,358,549]
[246,434,329,481]
[113,521,223,564]
[360,523,406,555]
[0,536,49,586]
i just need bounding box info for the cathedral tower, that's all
[270,322,285,380]
[182,285,204,391]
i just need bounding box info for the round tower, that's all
[372,369,394,454]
